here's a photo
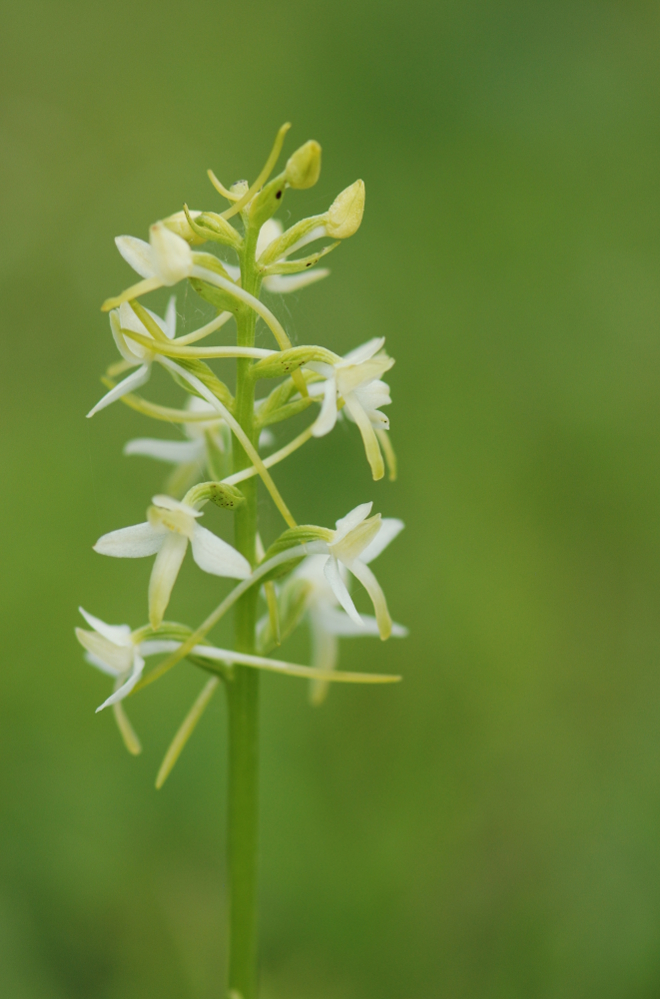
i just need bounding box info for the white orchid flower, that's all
[87,297,177,418]
[311,502,403,641]
[93,495,252,628]
[218,219,330,294]
[293,543,407,704]
[307,338,394,480]
[124,397,275,493]
[75,607,148,713]
[113,221,196,300]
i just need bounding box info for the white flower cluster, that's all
[77,126,406,780]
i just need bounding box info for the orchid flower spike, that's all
[308,338,394,480]
[314,502,403,641]
[93,495,252,629]
[292,547,407,705]
[87,298,177,418]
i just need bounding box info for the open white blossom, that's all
[307,338,393,480]
[87,297,177,418]
[293,542,407,704]
[115,222,195,297]
[93,495,252,628]
[75,607,147,713]
[220,219,330,293]
[311,502,402,641]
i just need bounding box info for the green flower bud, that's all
[185,481,245,511]
[285,140,322,190]
[326,180,365,238]
[183,206,243,251]
[248,173,287,228]
[252,345,337,380]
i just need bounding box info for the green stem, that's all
[227,222,261,999]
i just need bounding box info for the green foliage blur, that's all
[2,1,660,996]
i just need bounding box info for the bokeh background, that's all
[2,1,660,996]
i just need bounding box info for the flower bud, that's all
[326,180,365,238]
[162,209,206,245]
[285,141,322,190]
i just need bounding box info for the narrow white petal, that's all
[78,607,131,646]
[263,269,329,294]
[138,640,181,657]
[148,533,189,628]
[312,377,338,438]
[116,235,156,279]
[316,606,382,637]
[86,365,151,418]
[164,295,177,339]
[342,337,386,365]
[333,502,373,542]
[346,559,392,640]
[124,438,203,464]
[94,522,165,558]
[109,309,141,363]
[359,518,405,564]
[76,628,132,673]
[256,218,284,257]
[149,223,194,285]
[343,393,385,481]
[191,525,252,579]
[323,556,363,626]
[308,613,339,706]
[84,651,120,677]
[96,652,145,712]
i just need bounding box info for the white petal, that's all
[263,269,329,293]
[163,295,177,339]
[346,559,392,640]
[258,428,275,449]
[78,607,131,646]
[84,651,120,677]
[148,533,189,628]
[315,606,381,637]
[342,337,386,366]
[152,494,201,517]
[308,613,339,706]
[221,261,241,281]
[333,502,373,542]
[191,524,252,579]
[149,223,193,285]
[110,309,142,363]
[359,518,405,564]
[256,218,283,257]
[86,365,151,418]
[116,235,156,279]
[94,522,165,558]
[124,438,204,464]
[343,393,384,480]
[323,556,363,627]
[95,652,145,712]
[312,377,339,438]
[76,628,132,673]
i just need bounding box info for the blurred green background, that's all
[3,1,660,996]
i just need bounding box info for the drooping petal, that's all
[308,611,339,706]
[315,606,382,637]
[312,377,339,438]
[109,309,142,364]
[124,438,204,464]
[138,639,181,657]
[95,652,145,712]
[359,518,405,564]
[333,502,373,542]
[342,392,385,481]
[148,532,189,629]
[86,364,151,418]
[94,521,166,558]
[191,524,252,579]
[78,607,131,646]
[116,235,156,279]
[83,650,120,677]
[346,559,392,640]
[263,269,329,294]
[323,556,363,627]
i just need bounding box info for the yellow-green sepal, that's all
[262,241,338,276]
[259,525,333,583]
[251,345,337,380]
[184,205,243,251]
